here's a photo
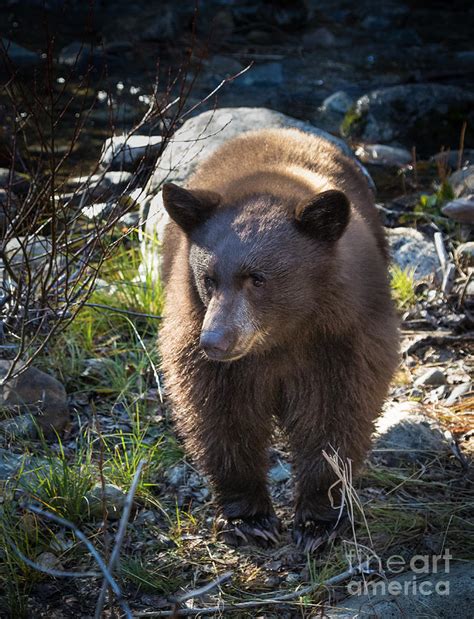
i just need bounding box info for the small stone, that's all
[100,135,162,170]
[0,169,30,195]
[386,228,439,280]
[269,460,291,483]
[286,572,300,584]
[445,382,472,406]
[167,463,186,486]
[432,149,474,169]
[81,202,114,220]
[0,362,69,435]
[426,385,448,403]
[455,242,474,268]
[302,27,336,49]
[441,196,474,224]
[0,188,19,232]
[1,38,41,70]
[85,483,127,520]
[414,368,447,387]
[240,62,284,87]
[206,55,243,78]
[36,552,61,571]
[448,165,474,197]
[0,447,30,481]
[374,401,449,465]
[320,91,353,116]
[4,235,53,275]
[67,170,132,197]
[355,144,412,167]
[0,413,37,442]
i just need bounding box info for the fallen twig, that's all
[403,333,474,357]
[175,570,234,604]
[134,561,371,617]
[25,505,132,618]
[7,538,100,578]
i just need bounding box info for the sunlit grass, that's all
[390,264,418,309]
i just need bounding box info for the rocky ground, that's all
[0,1,473,617]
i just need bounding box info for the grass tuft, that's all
[390,265,419,309]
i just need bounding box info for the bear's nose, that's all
[200,329,234,359]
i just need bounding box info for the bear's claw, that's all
[216,514,280,548]
[294,515,348,554]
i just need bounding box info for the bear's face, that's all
[162,183,350,362]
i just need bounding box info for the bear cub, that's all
[160,128,399,552]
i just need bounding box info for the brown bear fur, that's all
[159,128,399,551]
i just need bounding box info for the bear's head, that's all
[162,182,350,362]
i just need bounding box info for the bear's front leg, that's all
[280,341,386,553]
[172,359,280,547]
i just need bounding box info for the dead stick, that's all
[134,561,371,617]
[94,460,145,619]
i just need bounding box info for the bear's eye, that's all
[250,273,266,288]
[203,275,216,292]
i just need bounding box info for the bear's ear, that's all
[162,182,221,233]
[294,190,350,242]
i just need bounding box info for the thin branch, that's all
[6,538,100,579]
[94,459,145,619]
[25,505,132,619]
[134,561,372,617]
[175,571,234,604]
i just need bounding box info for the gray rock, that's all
[355,144,412,167]
[146,107,357,195]
[1,38,41,70]
[206,55,243,78]
[240,62,284,86]
[4,235,53,275]
[445,382,472,406]
[442,196,474,224]
[373,402,449,465]
[449,165,474,197]
[327,561,474,618]
[0,188,19,233]
[36,552,61,571]
[142,108,373,275]
[455,242,474,268]
[0,168,30,195]
[81,202,114,221]
[85,483,127,520]
[67,170,132,199]
[431,149,474,169]
[320,91,353,116]
[0,413,37,442]
[302,27,337,49]
[269,460,292,483]
[166,463,186,486]
[386,227,439,280]
[0,361,69,435]
[0,447,34,481]
[414,368,447,387]
[342,84,474,152]
[101,135,163,170]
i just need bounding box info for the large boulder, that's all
[341,84,474,154]
[327,561,474,618]
[141,107,374,271]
